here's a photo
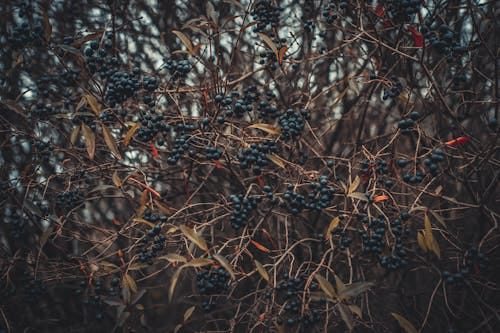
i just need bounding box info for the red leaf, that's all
[408,25,424,47]
[373,195,389,203]
[257,176,265,188]
[149,142,159,159]
[445,136,469,146]
[213,160,223,169]
[375,4,385,18]
[251,240,270,253]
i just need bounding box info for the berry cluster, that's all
[166,123,197,165]
[84,33,119,77]
[8,22,44,49]
[3,206,30,240]
[464,248,489,273]
[164,59,191,81]
[278,109,310,141]
[423,148,445,177]
[196,266,231,312]
[229,194,259,229]
[105,70,142,107]
[359,215,387,255]
[250,1,282,32]
[138,209,167,264]
[322,2,339,24]
[136,108,170,142]
[33,140,54,158]
[237,140,278,175]
[281,178,335,214]
[423,24,468,63]
[387,0,422,23]
[55,190,81,209]
[398,111,420,134]
[382,77,403,100]
[216,90,253,119]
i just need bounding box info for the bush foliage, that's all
[0,0,498,332]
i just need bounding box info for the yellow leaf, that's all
[172,30,193,55]
[183,306,195,322]
[168,266,183,302]
[257,33,279,62]
[325,217,340,240]
[254,260,269,282]
[334,274,346,294]
[179,225,208,252]
[424,214,441,258]
[267,153,286,169]
[213,254,236,280]
[153,200,177,215]
[338,281,374,300]
[184,258,214,268]
[347,192,369,202]
[70,125,80,145]
[86,94,101,116]
[124,122,139,146]
[315,274,336,298]
[132,218,155,228]
[348,305,362,318]
[102,124,122,159]
[391,313,418,333]
[112,170,122,188]
[76,96,86,112]
[349,175,360,194]
[124,273,137,294]
[81,122,95,160]
[158,253,187,263]
[338,302,355,331]
[417,230,427,253]
[248,123,281,135]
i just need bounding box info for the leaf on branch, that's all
[102,124,122,159]
[445,136,469,146]
[172,30,193,55]
[348,192,369,202]
[315,274,336,298]
[179,225,208,252]
[254,259,269,282]
[325,217,340,240]
[124,122,140,146]
[213,254,236,280]
[184,258,214,268]
[334,274,346,294]
[417,230,427,253]
[424,214,441,258]
[70,125,80,145]
[183,306,195,322]
[81,122,95,160]
[407,25,424,48]
[338,281,374,300]
[112,170,122,188]
[338,302,355,331]
[267,153,286,169]
[248,123,281,135]
[348,175,360,194]
[86,94,101,116]
[278,46,288,64]
[124,273,137,294]
[168,266,183,302]
[158,253,187,263]
[250,240,270,253]
[391,313,418,333]
[257,33,279,62]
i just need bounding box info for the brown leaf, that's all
[102,124,122,159]
[223,0,245,10]
[183,306,195,322]
[334,274,346,294]
[254,259,269,282]
[70,125,80,145]
[248,123,281,135]
[315,274,336,298]
[349,175,360,194]
[267,153,286,169]
[168,266,183,302]
[250,240,270,253]
[391,313,418,333]
[158,253,187,263]
[184,258,214,268]
[124,122,139,146]
[424,214,440,258]
[348,305,362,318]
[86,94,101,116]
[213,254,235,280]
[338,302,355,331]
[338,281,374,300]
[179,225,208,252]
[325,217,340,240]
[257,33,279,62]
[124,273,137,293]
[347,192,369,202]
[81,122,95,160]
[42,6,52,43]
[112,171,122,188]
[278,46,288,64]
[172,30,193,55]
[417,230,427,253]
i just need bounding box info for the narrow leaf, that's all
[184,306,195,322]
[445,136,469,146]
[278,46,288,64]
[169,266,183,302]
[213,254,236,280]
[184,258,214,268]
[349,304,362,318]
[257,33,279,62]
[325,217,340,240]
[334,274,346,293]
[250,240,270,253]
[124,273,137,293]
[315,274,336,298]
[407,25,424,48]
[172,30,193,54]
[112,171,122,188]
[417,230,427,253]
[179,225,208,252]
[102,124,122,159]
[81,122,95,160]
[348,192,369,202]
[255,260,269,282]
[424,214,441,258]
[158,253,187,263]
[223,0,245,10]
[338,281,374,299]
[86,94,101,116]
[349,175,360,194]
[267,153,286,169]
[248,123,281,135]
[373,195,389,203]
[124,122,139,146]
[70,125,80,145]
[391,313,418,333]
[338,302,355,331]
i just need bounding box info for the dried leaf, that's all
[102,124,122,159]
[267,153,286,169]
[168,266,183,302]
[112,170,122,188]
[179,225,208,252]
[184,306,195,322]
[248,123,281,135]
[124,273,137,293]
[250,240,270,253]
[81,122,95,160]
[184,258,214,268]
[278,46,288,64]
[172,30,193,55]
[86,94,101,116]
[338,302,355,331]
[173,324,182,333]
[424,214,441,258]
[255,259,269,282]
[70,125,80,145]
[349,175,360,194]
[391,313,418,333]
[417,230,427,253]
[149,141,159,159]
[158,253,187,263]
[124,122,139,146]
[334,274,346,294]
[257,33,279,62]
[153,199,177,215]
[315,274,336,298]
[407,25,424,48]
[349,304,363,318]
[39,225,54,248]
[206,1,219,23]
[325,217,340,240]
[445,136,469,146]
[132,218,156,228]
[338,281,374,300]
[223,0,245,10]
[213,254,235,280]
[348,192,369,202]
[373,195,389,203]
[42,6,52,43]
[121,280,131,304]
